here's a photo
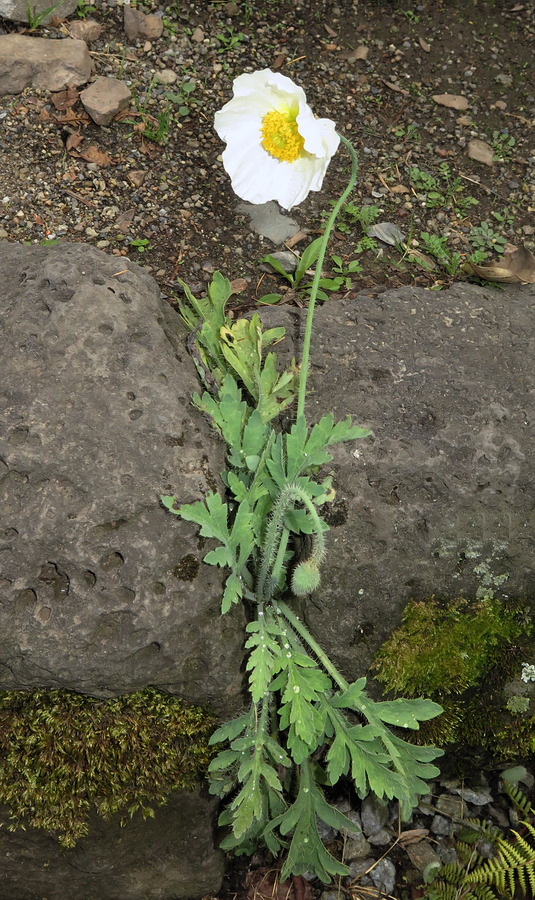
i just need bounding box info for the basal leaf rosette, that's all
[214,69,340,209]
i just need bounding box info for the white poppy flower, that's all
[214,69,340,210]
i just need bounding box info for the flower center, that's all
[261,109,305,163]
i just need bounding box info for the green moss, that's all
[372,595,534,764]
[373,596,527,695]
[0,687,215,847]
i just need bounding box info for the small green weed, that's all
[355,235,378,254]
[492,130,516,162]
[491,207,514,229]
[216,26,245,52]
[331,254,363,287]
[392,123,419,140]
[164,79,197,117]
[408,163,478,214]
[76,0,96,17]
[417,232,462,276]
[261,238,350,302]
[125,79,172,143]
[26,0,63,28]
[130,238,153,253]
[470,221,508,255]
[323,201,380,234]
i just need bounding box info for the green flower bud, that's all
[291,560,321,596]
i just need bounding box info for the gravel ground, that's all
[1,0,534,312]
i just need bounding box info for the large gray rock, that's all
[0,35,92,96]
[0,242,244,713]
[0,0,76,23]
[0,787,223,899]
[260,281,535,678]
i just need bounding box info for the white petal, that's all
[214,69,340,208]
[297,110,340,160]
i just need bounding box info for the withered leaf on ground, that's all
[464,245,535,284]
[273,53,285,68]
[419,36,431,52]
[398,828,431,846]
[285,230,309,248]
[53,107,90,126]
[383,79,409,95]
[71,145,113,167]
[51,84,79,111]
[114,209,136,231]
[432,93,469,110]
[66,132,83,152]
[230,277,248,294]
[467,139,494,166]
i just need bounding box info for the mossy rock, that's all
[372,595,535,766]
[0,686,215,846]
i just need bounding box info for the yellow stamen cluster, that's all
[261,109,305,163]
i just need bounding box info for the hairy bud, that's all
[291,560,321,596]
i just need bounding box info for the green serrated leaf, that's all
[222,573,244,613]
[372,697,444,729]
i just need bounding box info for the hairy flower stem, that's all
[297,135,359,420]
[256,484,326,603]
[277,600,349,692]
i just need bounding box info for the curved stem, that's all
[297,135,359,420]
[256,483,327,602]
[277,599,349,692]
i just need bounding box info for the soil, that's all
[1,1,535,897]
[1,0,535,316]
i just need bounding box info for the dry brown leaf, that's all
[33,213,46,226]
[339,45,368,61]
[467,138,494,166]
[114,208,136,231]
[51,84,79,110]
[408,249,436,270]
[66,132,83,152]
[324,43,337,51]
[230,277,248,294]
[383,79,409,96]
[74,145,113,167]
[419,36,431,52]
[391,184,410,193]
[285,230,309,248]
[324,23,337,36]
[398,828,430,846]
[501,245,535,282]
[464,261,521,283]
[273,53,285,69]
[433,93,469,110]
[54,107,90,126]
[464,246,535,284]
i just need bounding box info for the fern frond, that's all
[465,820,535,897]
[439,861,465,884]
[462,818,501,844]
[457,840,481,866]
[503,781,535,818]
